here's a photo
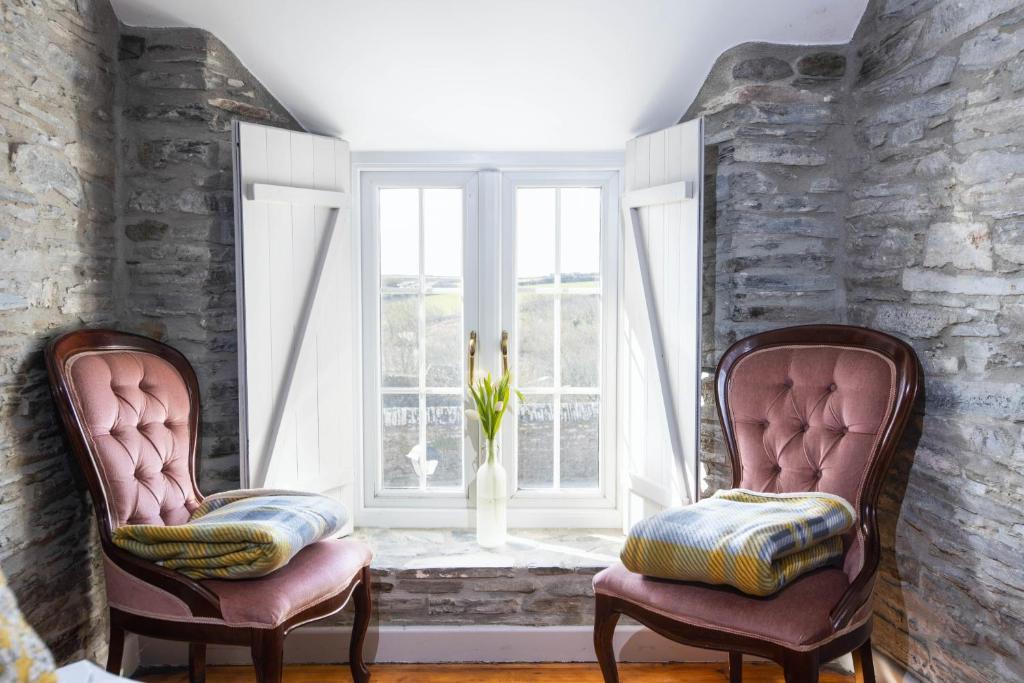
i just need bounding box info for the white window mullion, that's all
[552,188,562,491]
[417,188,428,491]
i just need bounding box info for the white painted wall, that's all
[110,0,866,150]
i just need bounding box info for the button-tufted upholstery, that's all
[594,327,919,673]
[724,345,896,509]
[65,351,199,528]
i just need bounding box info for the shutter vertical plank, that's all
[265,128,298,487]
[238,125,271,487]
[289,132,318,486]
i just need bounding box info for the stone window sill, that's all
[342,528,626,626]
[353,527,625,573]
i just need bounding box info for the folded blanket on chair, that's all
[620,489,856,596]
[112,489,348,579]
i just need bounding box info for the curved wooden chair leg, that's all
[189,643,207,683]
[252,628,284,683]
[729,651,743,683]
[853,638,876,683]
[349,566,372,683]
[593,594,621,683]
[783,651,819,683]
[105,615,125,675]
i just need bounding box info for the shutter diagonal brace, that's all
[247,183,350,488]
[622,180,697,506]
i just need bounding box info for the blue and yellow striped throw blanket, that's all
[621,489,856,596]
[112,490,348,579]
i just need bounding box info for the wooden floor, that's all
[138,663,853,682]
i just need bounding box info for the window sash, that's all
[357,162,620,526]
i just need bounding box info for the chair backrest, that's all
[715,325,919,582]
[46,330,202,539]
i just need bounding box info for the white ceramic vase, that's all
[476,440,508,548]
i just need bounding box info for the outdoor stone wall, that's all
[116,26,301,492]
[847,1,1024,681]
[687,1,1024,681]
[682,43,852,494]
[0,0,119,663]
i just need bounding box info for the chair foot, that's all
[783,651,819,683]
[252,628,284,683]
[189,643,206,683]
[853,638,876,683]
[105,617,125,675]
[593,594,621,683]
[349,566,372,683]
[729,651,742,683]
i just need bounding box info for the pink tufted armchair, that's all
[593,325,920,683]
[45,330,372,683]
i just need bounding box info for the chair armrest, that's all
[104,543,222,619]
[828,524,879,631]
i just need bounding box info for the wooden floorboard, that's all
[137,662,854,682]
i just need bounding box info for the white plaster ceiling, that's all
[110,0,867,151]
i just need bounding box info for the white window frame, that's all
[499,172,619,514]
[359,170,480,510]
[353,152,623,528]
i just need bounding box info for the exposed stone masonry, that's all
[0,3,299,663]
[686,2,1024,681]
[0,0,119,664]
[116,27,300,493]
[3,0,1022,678]
[685,42,851,492]
[848,2,1024,681]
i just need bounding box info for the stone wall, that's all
[847,1,1024,681]
[683,43,852,494]
[686,1,1024,681]
[116,27,301,492]
[0,0,119,662]
[1,5,301,663]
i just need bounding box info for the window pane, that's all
[382,393,420,489]
[380,188,419,277]
[560,394,600,488]
[517,395,554,489]
[561,293,600,387]
[381,292,418,387]
[425,288,462,387]
[516,188,555,286]
[426,394,463,488]
[424,188,462,277]
[559,187,601,285]
[517,293,554,387]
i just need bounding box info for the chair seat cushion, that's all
[202,538,371,627]
[104,538,371,628]
[593,562,851,647]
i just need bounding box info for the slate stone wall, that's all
[1,6,300,663]
[686,2,1024,681]
[0,0,119,663]
[682,43,852,495]
[116,27,301,492]
[847,1,1024,681]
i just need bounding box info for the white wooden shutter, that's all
[232,121,356,533]
[619,118,704,531]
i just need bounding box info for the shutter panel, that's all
[619,118,704,531]
[232,122,355,533]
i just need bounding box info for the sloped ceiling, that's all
[110,0,866,150]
